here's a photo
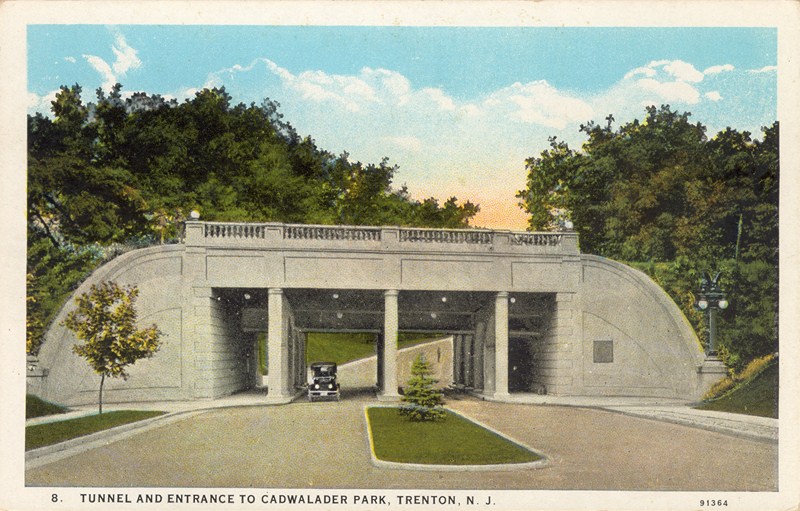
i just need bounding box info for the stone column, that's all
[463,334,474,388]
[267,288,291,402]
[189,287,216,399]
[376,333,384,389]
[493,291,510,399]
[452,334,463,386]
[297,332,307,388]
[379,290,400,400]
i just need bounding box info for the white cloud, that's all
[704,64,735,75]
[489,80,594,130]
[368,67,411,97]
[420,88,455,111]
[64,56,76,63]
[110,32,141,75]
[624,66,657,80]
[662,60,704,83]
[83,31,141,91]
[603,59,735,114]
[635,78,701,104]
[83,53,116,91]
[750,65,777,73]
[459,104,482,118]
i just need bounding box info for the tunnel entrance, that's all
[213,287,555,399]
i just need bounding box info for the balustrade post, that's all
[493,231,511,249]
[185,221,204,246]
[381,227,400,251]
[561,232,579,253]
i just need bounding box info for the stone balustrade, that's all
[284,224,382,241]
[399,227,494,244]
[185,221,579,253]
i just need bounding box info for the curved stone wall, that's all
[35,245,188,406]
[577,255,705,399]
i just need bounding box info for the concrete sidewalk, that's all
[477,393,779,443]
[26,388,273,426]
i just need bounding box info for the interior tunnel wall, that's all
[474,304,493,393]
[530,293,577,395]
[195,291,254,399]
[452,333,479,390]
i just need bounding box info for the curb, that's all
[464,390,778,443]
[25,410,204,468]
[363,404,550,472]
[599,407,778,443]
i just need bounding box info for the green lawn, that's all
[305,333,444,366]
[696,362,778,418]
[26,394,69,419]
[367,407,541,465]
[26,410,165,451]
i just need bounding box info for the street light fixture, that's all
[694,271,729,357]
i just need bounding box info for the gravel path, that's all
[25,396,777,490]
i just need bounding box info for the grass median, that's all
[366,407,541,465]
[26,410,166,451]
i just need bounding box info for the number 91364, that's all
[700,499,728,507]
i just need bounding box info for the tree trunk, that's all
[99,373,105,414]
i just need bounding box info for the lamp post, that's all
[694,271,729,357]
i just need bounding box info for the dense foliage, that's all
[518,106,778,370]
[27,84,479,354]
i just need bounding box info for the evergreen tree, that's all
[399,354,445,421]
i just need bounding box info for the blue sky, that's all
[28,25,777,229]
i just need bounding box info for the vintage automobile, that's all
[307,362,340,402]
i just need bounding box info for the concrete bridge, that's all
[31,221,725,406]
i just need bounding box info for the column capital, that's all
[268,288,284,296]
[384,289,400,298]
[496,291,509,299]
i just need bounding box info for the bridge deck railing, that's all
[185,221,578,254]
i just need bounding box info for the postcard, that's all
[1,1,798,510]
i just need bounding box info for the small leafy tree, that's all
[63,281,162,413]
[399,354,445,421]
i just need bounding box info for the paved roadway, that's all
[25,393,777,491]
